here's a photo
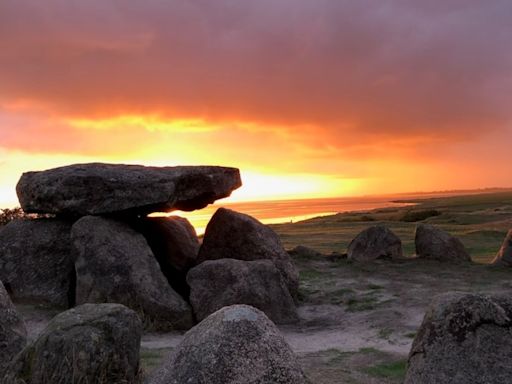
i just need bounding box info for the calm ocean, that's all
[166,194,430,234]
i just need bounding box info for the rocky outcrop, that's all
[148,305,308,384]
[134,216,200,298]
[415,224,471,262]
[347,225,402,261]
[405,293,512,384]
[17,163,241,216]
[198,208,299,299]
[3,303,141,384]
[187,259,298,324]
[0,281,27,373]
[71,216,193,331]
[491,230,512,266]
[0,219,74,307]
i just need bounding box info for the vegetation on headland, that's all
[272,191,512,263]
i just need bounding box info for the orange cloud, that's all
[0,0,511,205]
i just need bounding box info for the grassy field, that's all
[271,191,512,263]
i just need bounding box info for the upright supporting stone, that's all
[72,216,194,331]
[0,219,74,307]
[0,280,27,373]
[198,208,299,299]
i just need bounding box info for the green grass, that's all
[140,348,171,373]
[347,296,379,312]
[404,332,417,339]
[362,360,407,379]
[274,191,512,263]
[299,268,325,280]
[377,328,393,340]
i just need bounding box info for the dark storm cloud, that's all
[0,0,511,147]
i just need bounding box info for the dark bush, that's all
[0,207,52,226]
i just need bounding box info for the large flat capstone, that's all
[16,163,241,216]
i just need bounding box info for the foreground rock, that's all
[198,208,299,299]
[187,259,298,324]
[149,305,308,384]
[405,293,512,384]
[347,225,402,262]
[3,303,141,384]
[134,216,200,298]
[72,216,193,331]
[17,163,241,216]
[492,229,512,266]
[415,224,471,262]
[0,219,74,307]
[0,281,27,373]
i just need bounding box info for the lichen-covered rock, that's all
[405,293,512,384]
[71,216,193,331]
[2,303,141,384]
[0,281,26,373]
[17,163,241,216]
[347,225,403,262]
[133,216,200,298]
[0,219,74,307]
[491,229,512,266]
[415,224,471,262]
[187,259,298,324]
[198,208,299,299]
[148,305,308,384]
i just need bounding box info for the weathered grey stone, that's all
[288,245,324,259]
[0,281,26,373]
[415,224,471,262]
[0,219,74,307]
[198,208,299,299]
[17,163,241,216]
[133,216,200,298]
[405,293,512,384]
[347,225,403,262]
[2,303,141,384]
[148,305,308,384]
[187,259,298,324]
[71,216,193,331]
[492,229,512,266]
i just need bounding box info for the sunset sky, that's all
[1,1,511,207]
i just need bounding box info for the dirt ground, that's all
[16,256,512,383]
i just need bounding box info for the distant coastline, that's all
[172,188,512,234]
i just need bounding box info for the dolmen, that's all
[0,162,300,332]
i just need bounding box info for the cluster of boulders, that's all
[345,223,471,262]
[0,163,299,331]
[1,289,306,383]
